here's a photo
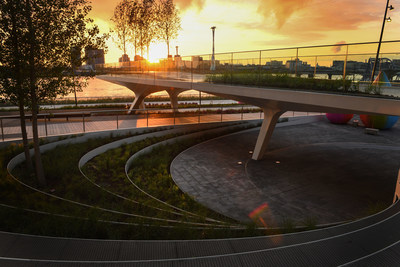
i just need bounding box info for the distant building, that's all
[332,60,367,72]
[265,60,283,69]
[285,59,310,72]
[192,56,203,69]
[85,48,105,70]
[119,54,130,63]
[134,55,143,61]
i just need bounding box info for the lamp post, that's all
[371,0,394,82]
[211,26,216,71]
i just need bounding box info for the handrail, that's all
[185,40,400,57]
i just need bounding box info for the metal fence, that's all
[0,106,322,142]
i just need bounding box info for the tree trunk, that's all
[134,35,137,56]
[123,35,126,55]
[140,31,143,57]
[18,100,33,171]
[167,38,170,57]
[31,105,46,187]
[26,0,46,186]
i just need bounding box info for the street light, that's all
[211,26,216,71]
[371,0,394,82]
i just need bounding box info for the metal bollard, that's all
[44,115,48,136]
[198,108,201,124]
[82,113,85,133]
[117,114,119,130]
[1,119,4,142]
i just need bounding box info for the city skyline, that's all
[90,0,400,63]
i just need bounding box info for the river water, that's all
[63,76,202,100]
[64,77,140,100]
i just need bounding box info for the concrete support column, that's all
[128,94,146,113]
[252,108,284,160]
[166,89,181,110]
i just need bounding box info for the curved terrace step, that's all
[8,123,253,229]
[0,201,399,265]
[79,122,249,227]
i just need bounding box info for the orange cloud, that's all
[257,0,312,28]
[255,0,383,43]
[90,0,120,21]
[175,0,205,10]
[332,41,346,53]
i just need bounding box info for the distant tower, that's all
[211,26,216,71]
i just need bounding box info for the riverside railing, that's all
[0,106,322,142]
[97,40,400,98]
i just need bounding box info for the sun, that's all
[148,43,169,63]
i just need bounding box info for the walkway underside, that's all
[100,77,186,112]
[99,75,400,160]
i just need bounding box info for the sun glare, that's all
[149,43,169,63]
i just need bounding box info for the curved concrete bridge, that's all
[98,74,400,160]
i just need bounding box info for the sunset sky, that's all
[90,0,400,63]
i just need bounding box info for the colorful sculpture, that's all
[360,114,399,130]
[373,71,392,87]
[326,113,354,124]
[360,71,398,130]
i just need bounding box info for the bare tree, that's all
[142,0,158,60]
[134,0,157,59]
[125,0,138,57]
[156,0,181,57]
[111,0,132,60]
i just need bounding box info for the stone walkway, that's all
[171,116,400,227]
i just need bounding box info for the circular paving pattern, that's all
[171,118,400,227]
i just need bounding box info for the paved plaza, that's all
[171,116,400,227]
